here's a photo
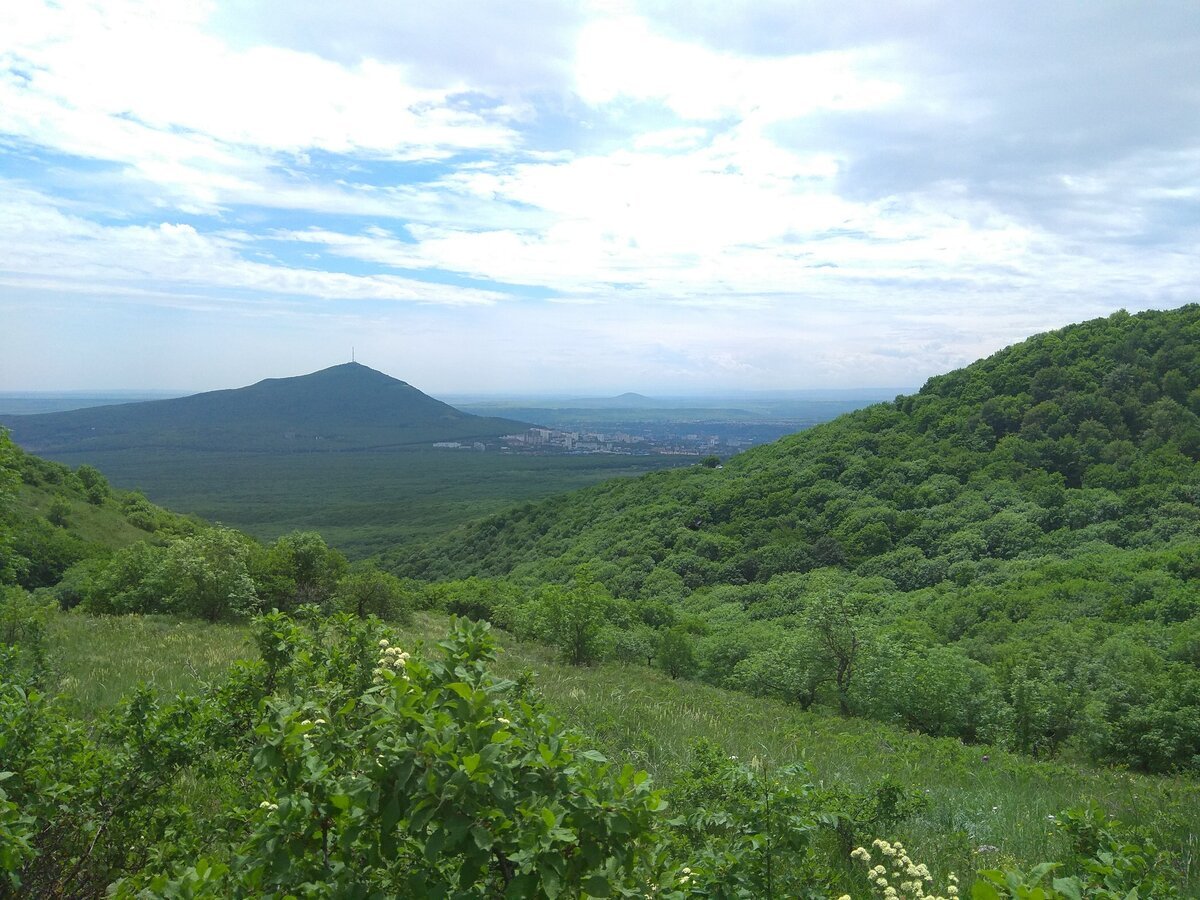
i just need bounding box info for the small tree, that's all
[804,582,871,715]
[541,570,611,666]
[656,626,697,679]
[333,565,412,622]
[47,497,71,528]
[255,531,348,612]
[75,465,110,506]
[161,528,258,622]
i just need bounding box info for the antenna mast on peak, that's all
[352,346,355,363]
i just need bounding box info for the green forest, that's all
[2,306,1200,896]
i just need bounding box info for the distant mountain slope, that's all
[2,363,530,453]
[391,305,1200,590]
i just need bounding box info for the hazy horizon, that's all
[3,2,1197,393]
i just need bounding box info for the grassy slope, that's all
[15,483,163,550]
[46,612,1200,889]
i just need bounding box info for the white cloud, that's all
[575,13,904,121]
[0,185,508,307]
[0,0,519,215]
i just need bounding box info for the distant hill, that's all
[2,363,531,453]
[564,392,661,409]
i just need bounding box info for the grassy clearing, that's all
[46,613,253,715]
[43,611,1200,890]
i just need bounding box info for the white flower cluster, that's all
[851,840,959,899]
[373,638,411,684]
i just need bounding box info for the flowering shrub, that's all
[133,616,675,897]
[850,839,959,899]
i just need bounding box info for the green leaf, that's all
[583,874,613,897]
[446,682,474,701]
[1052,877,1084,900]
[471,824,492,850]
[463,753,481,775]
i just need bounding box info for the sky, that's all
[1,1,1198,394]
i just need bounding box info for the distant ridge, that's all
[2,363,531,453]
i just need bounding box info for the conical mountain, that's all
[3,363,530,453]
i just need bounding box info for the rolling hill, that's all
[1,362,531,454]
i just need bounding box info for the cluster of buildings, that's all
[429,426,736,457]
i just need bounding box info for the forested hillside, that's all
[390,306,1200,772]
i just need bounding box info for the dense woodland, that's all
[386,307,1200,773]
[2,306,1199,895]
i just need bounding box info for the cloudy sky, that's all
[1,1,1197,393]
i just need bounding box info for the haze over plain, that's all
[1,1,1197,393]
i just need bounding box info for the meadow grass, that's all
[46,612,253,714]
[44,611,1200,890]
[17,484,161,549]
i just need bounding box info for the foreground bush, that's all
[0,609,1188,897]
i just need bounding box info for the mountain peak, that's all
[3,365,529,454]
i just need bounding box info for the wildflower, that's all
[497,716,511,726]
[379,638,389,648]
[851,847,872,863]
[314,718,326,726]
[947,887,958,897]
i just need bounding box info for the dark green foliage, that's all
[253,530,348,612]
[332,563,414,621]
[655,626,697,679]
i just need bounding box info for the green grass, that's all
[37,449,684,558]
[16,484,161,550]
[43,611,1200,889]
[45,613,253,714]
